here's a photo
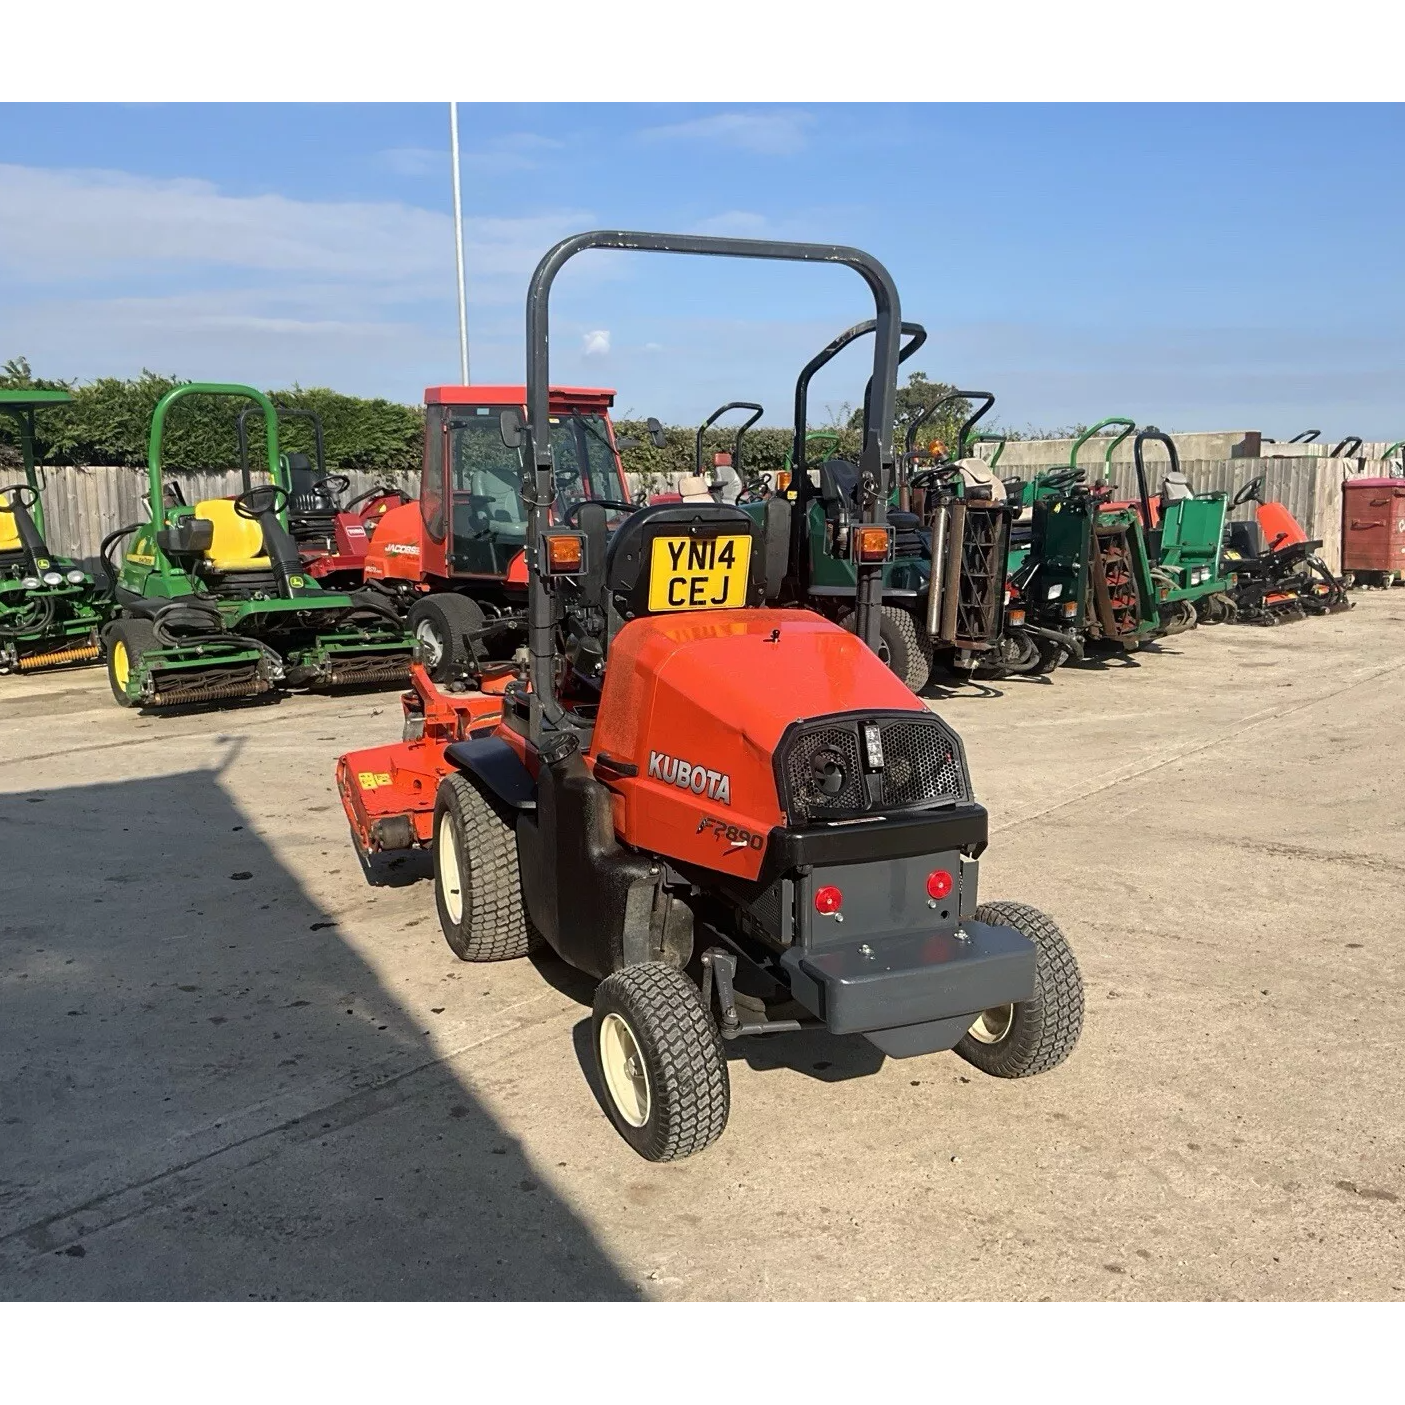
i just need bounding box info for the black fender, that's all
[443,737,537,811]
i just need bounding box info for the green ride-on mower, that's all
[422,228,1083,1162]
[104,383,414,709]
[1131,428,1234,629]
[0,389,112,676]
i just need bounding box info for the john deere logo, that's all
[289,575,305,587]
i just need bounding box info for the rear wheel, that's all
[432,773,536,961]
[955,901,1083,1078]
[592,963,730,1162]
[408,593,485,683]
[842,605,932,692]
[106,617,157,708]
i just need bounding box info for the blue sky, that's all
[3,102,1402,437]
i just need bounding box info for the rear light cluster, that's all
[812,869,953,917]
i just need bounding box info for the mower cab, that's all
[105,382,413,709]
[236,406,409,591]
[0,389,110,674]
[394,229,1082,1162]
[361,383,635,682]
[1132,427,1235,629]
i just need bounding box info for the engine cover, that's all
[589,608,926,881]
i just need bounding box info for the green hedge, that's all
[0,359,423,473]
[2,359,980,483]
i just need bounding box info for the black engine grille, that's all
[776,711,970,823]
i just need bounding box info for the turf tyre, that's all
[409,593,486,683]
[106,616,158,708]
[955,901,1083,1078]
[842,605,932,692]
[592,963,730,1162]
[432,772,535,961]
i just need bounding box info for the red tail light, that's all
[926,869,953,900]
[814,885,843,915]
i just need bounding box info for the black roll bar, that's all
[1133,426,1181,532]
[694,401,764,479]
[520,231,903,737]
[237,405,326,491]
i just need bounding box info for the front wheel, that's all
[955,901,1083,1078]
[408,593,485,683]
[592,963,730,1162]
[106,617,157,708]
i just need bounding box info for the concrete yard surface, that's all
[1,595,1402,1300]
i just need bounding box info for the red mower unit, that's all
[236,406,410,591]
[362,384,637,679]
[338,229,1084,1162]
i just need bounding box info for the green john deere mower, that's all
[0,389,111,675]
[104,383,414,709]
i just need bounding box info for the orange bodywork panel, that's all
[362,500,433,582]
[1257,500,1308,550]
[587,608,925,881]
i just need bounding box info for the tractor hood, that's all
[590,608,964,882]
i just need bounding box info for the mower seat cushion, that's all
[1162,471,1193,504]
[194,498,269,572]
[0,510,20,554]
[675,474,715,502]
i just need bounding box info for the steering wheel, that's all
[312,474,351,498]
[909,463,961,492]
[1041,467,1085,490]
[1230,476,1263,510]
[233,484,289,520]
[0,483,41,510]
[736,477,770,505]
[562,499,638,526]
[345,484,409,512]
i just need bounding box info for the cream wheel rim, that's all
[968,1004,1015,1045]
[437,811,463,925]
[599,1012,651,1128]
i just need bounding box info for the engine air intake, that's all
[776,710,970,823]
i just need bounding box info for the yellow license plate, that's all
[647,534,752,612]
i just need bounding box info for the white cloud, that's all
[582,329,610,357]
[0,162,588,297]
[639,110,813,157]
[380,146,442,177]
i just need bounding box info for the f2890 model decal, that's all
[648,751,731,805]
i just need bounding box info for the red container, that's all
[1342,478,1405,577]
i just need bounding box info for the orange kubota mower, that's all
[338,230,1083,1162]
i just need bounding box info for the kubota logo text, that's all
[648,751,731,805]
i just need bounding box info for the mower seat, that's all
[1162,471,1193,504]
[954,459,1006,502]
[194,498,268,571]
[675,474,715,502]
[0,508,20,554]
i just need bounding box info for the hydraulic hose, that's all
[97,523,140,600]
[0,592,55,639]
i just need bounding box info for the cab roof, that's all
[425,384,615,409]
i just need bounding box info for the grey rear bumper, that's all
[781,920,1036,1058]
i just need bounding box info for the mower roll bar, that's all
[1382,440,1404,469]
[1070,417,1136,482]
[1132,427,1180,531]
[146,385,283,578]
[236,405,326,493]
[513,230,904,739]
[1330,436,1363,459]
[694,402,764,479]
[0,389,73,539]
[790,319,926,485]
[1289,430,1321,443]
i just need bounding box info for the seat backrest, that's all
[675,473,714,502]
[1161,471,1193,504]
[194,499,268,571]
[0,508,20,554]
[955,458,1007,502]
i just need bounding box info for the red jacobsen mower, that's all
[338,231,1083,1162]
[359,384,641,680]
[236,406,410,591]
[1222,474,1352,624]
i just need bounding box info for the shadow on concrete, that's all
[0,763,637,1301]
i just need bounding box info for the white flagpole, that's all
[449,101,470,384]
